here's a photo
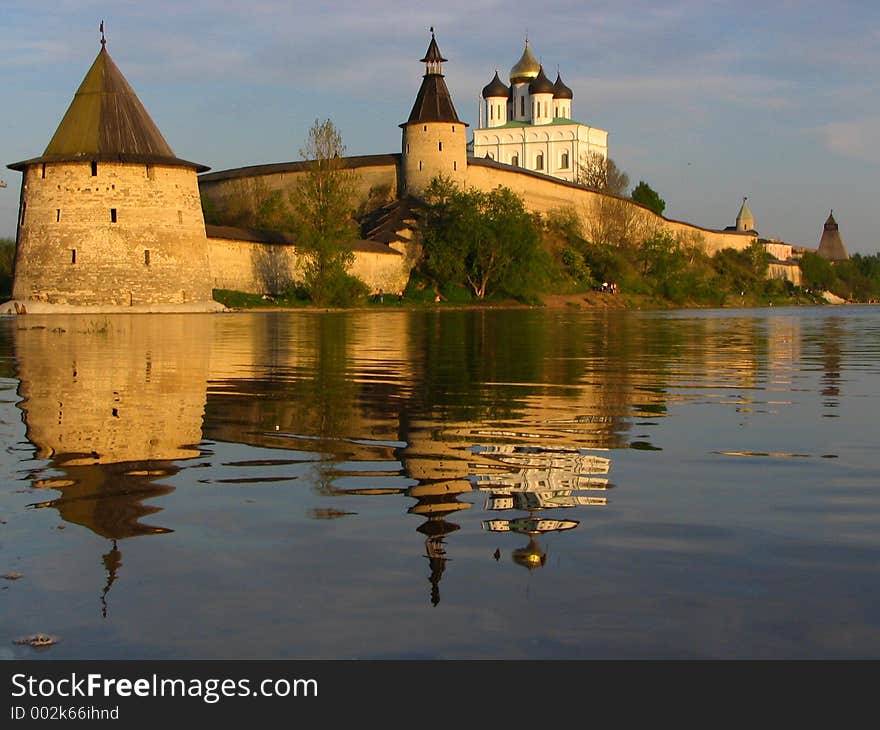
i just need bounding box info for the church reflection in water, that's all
[14,315,211,617]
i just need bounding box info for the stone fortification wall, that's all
[207,233,414,296]
[198,155,400,217]
[464,158,756,255]
[13,161,213,306]
[768,262,802,287]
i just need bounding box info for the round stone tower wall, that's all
[401,122,467,196]
[13,161,213,306]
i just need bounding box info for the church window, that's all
[91,161,98,176]
[520,96,525,117]
[70,249,76,265]
[423,125,427,132]
[110,208,117,223]
[418,160,423,171]
[438,141,443,151]
[554,105,558,118]
[453,161,457,171]
[511,154,519,167]
[144,250,151,266]
[536,153,544,171]
[490,105,493,121]
[561,152,569,169]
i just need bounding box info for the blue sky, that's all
[2,1,878,253]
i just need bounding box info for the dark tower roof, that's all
[529,65,556,94]
[402,32,463,125]
[817,210,849,261]
[482,71,509,99]
[553,72,573,100]
[420,33,448,64]
[9,44,207,172]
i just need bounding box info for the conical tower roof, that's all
[736,197,755,231]
[402,33,463,125]
[817,211,849,261]
[9,44,207,172]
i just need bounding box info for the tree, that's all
[577,152,630,196]
[421,177,545,299]
[631,180,666,216]
[289,119,365,305]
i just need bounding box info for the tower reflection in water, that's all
[14,315,211,617]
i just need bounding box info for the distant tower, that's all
[736,197,755,232]
[7,37,215,308]
[400,30,467,196]
[817,210,849,261]
[553,71,573,120]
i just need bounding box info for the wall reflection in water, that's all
[12,309,750,610]
[14,315,212,616]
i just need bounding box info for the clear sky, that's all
[2,1,877,253]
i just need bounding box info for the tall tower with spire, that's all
[400,30,467,197]
[7,32,217,309]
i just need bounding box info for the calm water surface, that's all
[1,306,879,659]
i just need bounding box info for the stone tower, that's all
[816,211,849,261]
[400,31,467,197]
[736,197,755,232]
[7,39,217,310]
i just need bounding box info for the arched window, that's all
[561,151,569,169]
[536,153,544,171]
[511,154,519,167]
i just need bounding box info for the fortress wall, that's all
[769,262,802,286]
[464,161,756,255]
[207,236,412,295]
[13,161,213,305]
[198,158,400,216]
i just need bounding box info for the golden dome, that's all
[510,41,540,84]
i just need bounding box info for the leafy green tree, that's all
[631,181,666,216]
[289,119,366,305]
[421,177,545,299]
[799,252,834,291]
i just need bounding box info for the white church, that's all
[471,40,608,182]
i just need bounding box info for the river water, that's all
[1,306,879,659]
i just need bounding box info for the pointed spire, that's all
[404,31,462,125]
[818,209,848,261]
[100,19,106,48]
[420,28,447,75]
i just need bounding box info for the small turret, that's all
[736,197,755,232]
[481,71,509,128]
